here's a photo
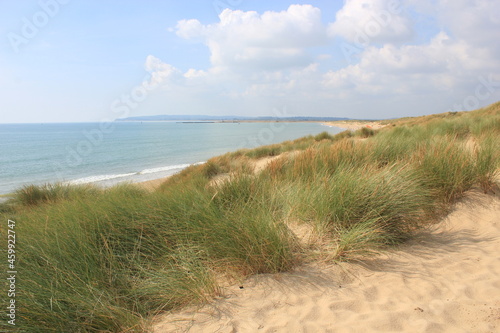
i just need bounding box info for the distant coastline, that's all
[117,114,351,122]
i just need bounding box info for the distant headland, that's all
[116,115,350,122]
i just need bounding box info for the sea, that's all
[0,121,342,195]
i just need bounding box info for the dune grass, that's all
[1,102,499,332]
[2,181,294,331]
[10,183,99,207]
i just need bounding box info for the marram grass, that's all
[1,102,499,332]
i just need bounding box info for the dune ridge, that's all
[154,189,500,333]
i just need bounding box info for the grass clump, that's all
[245,144,282,158]
[11,183,98,207]
[355,126,376,138]
[417,138,477,203]
[331,218,390,260]
[475,136,500,191]
[314,131,334,141]
[202,160,224,178]
[286,164,432,259]
[333,129,354,140]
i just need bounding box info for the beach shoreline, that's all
[134,120,386,191]
[133,121,378,191]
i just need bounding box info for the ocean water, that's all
[0,121,342,195]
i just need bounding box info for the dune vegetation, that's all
[1,102,499,332]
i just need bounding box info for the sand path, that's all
[153,189,500,333]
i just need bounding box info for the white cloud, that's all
[176,4,328,71]
[439,0,500,61]
[175,19,205,39]
[328,0,414,45]
[144,55,184,87]
[322,31,493,94]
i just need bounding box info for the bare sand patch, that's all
[324,121,387,131]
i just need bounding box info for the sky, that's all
[0,0,499,123]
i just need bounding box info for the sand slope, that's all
[153,190,500,333]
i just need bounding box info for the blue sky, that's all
[1,0,499,123]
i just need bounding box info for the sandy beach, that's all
[137,177,170,191]
[153,188,500,332]
[323,120,387,131]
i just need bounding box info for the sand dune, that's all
[153,190,499,333]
